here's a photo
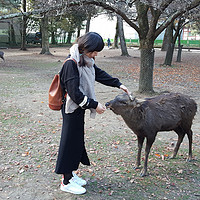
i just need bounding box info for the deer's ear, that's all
[137,99,145,103]
[133,98,145,107]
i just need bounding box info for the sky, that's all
[81,14,139,40]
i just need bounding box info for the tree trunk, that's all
[161,26,172,51]
[135,1,155,93]
[51,31,56,44]
[10,21,16,46]
[164,43,175,66]
[20,0,27,50]
[176,44,183,62]
[163,22,174,66]
[21,16,27,50]
[77,28,81,38]
[114,19,119,49]
[176,31,183,62]
[85,15,91,33]
[163,19,183,66]
[67,32,72,44]
[139,47,155,93]
[117,15,129,56]
[40,14,51,55]
[63,31,66,43]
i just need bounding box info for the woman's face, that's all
[85,51,98,58]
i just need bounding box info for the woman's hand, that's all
[120,85,130,95]
[96,103,106,114]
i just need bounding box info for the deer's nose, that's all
[105,102,110,108]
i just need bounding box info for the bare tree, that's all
[21,0,27,50]
[40,13,51,55]
[1,0,199,93]
[80,0,200,93]
[116,1,130,56]
[161,24,173,51]
[114,20,119,49]
[163,18,185,66]
[117,15,130,56]
[162,4,200,65]
[84,5,100,33]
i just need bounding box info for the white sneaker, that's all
[72,172,87,186]
[60,180,86,194]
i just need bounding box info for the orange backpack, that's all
[48,58,76,110]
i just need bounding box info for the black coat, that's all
[55,60,122,174]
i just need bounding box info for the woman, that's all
[55,32,130,194]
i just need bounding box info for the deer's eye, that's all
[119,100,127,105]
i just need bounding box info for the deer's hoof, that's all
[133,165,140,170]
[140,170,148,177]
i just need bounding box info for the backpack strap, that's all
[61,57,77,101]
[63,57,77,65]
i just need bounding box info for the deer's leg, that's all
[172,128,185,159]
[186,129,193,161]
[134,136,145,169]
[140,135,156,177]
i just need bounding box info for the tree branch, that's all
[0,0,140,33]
[0,5,59,20]
[135,0,149,38]
[159,0,174,12]
[155,0,200,38]
[147,6,161,40]
[81,0,140,33]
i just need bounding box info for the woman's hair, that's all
[77,32,104,66]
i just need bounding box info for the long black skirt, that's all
[55,105,90,174]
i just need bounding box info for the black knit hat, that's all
[78,32,104,53]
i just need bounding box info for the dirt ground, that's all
[0,47,199,200]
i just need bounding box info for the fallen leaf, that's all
[155,153,161,158]
[109,191,114,196]
[113,169,120,173]
[115,141,120,145]
[19,169,24,174]
[91,161,97,166]
[178,169,183,174]
[130,179,134,183]
[22,152,29,157]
